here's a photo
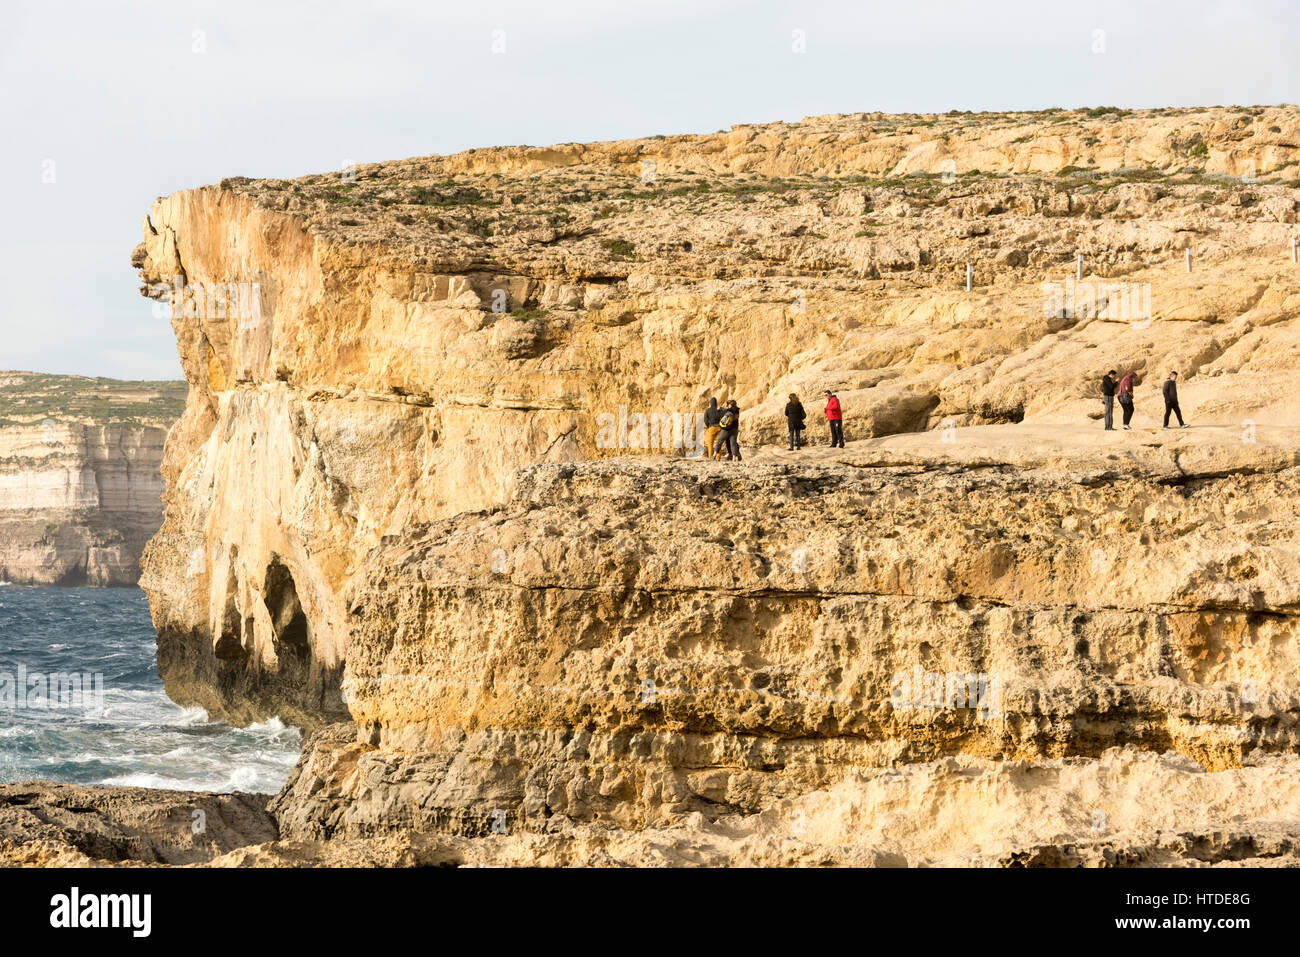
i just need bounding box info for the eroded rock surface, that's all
[117,107,1300,866]
[262,440,1300,845]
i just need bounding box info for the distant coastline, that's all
[0,372,185,587]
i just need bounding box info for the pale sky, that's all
[1,0,1296,379]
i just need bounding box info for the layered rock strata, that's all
[267,441,1300,843]
[121,106,1300,865]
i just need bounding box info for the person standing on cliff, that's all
[1162,371,1186,429]
[1117,370,1137,430]
[784,393,807,450]
[703,397,723,460]
[824,390,844,447]
[785,390,806,449]
[714,400,741,460]
[1100,370,1117,431]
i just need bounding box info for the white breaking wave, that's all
[102,761,291,794]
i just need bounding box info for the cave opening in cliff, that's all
[263,557,311,674]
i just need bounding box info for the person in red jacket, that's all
[824,390,844,447]
[1117,370,1138,430]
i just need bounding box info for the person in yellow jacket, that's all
[703,397,723,460]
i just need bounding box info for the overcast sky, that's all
[1,0,1296,380]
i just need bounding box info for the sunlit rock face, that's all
[133,107,1300,866]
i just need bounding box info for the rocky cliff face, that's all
[0,374,183,586]
[130,106,1300,864]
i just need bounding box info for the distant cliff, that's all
[0,373,185,586]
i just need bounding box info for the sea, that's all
[0,584,300,793]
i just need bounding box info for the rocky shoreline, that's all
[10,742,1300,866]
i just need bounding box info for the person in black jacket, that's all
[784,393,807,450]
[714,400,742,460]
[1100,370,1117,431]
[1162,371,1186,428]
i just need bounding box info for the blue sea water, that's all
[0,585,300,793]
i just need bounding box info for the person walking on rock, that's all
[714,400,741,460]
[1101,370,1117,431]
[824,390,844,447]
[703,397,723,460]
[1117,370,1137,430]
[784,393,806,450]
[1162,371,1186,429]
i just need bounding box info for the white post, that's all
[1076,252,1082,281]
[1185,247,1192,273]
[1292,237,1297,263]
[966,264,973,291]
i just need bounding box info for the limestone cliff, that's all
[128,106,1300,865]
[0,373,183,586]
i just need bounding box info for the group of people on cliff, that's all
[1099,369,1186,430]
[698,367,1185,458]
[701,390,845,460]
